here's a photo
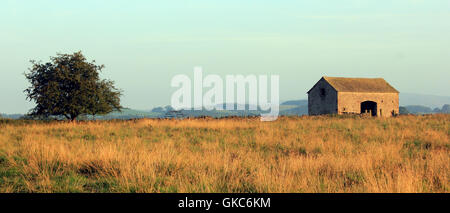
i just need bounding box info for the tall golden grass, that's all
[0,114,448,192]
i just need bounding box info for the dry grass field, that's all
[0,114,448,193]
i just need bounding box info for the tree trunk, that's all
[70,114,78,121]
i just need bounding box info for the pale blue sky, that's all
[1,0,449,113]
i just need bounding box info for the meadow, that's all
[0,114,448,193]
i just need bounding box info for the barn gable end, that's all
[308,77,338,115]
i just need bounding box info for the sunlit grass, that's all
[0,114,448,192]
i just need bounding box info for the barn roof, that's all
[308,76,399,93]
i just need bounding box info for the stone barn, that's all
[307,76,399,117]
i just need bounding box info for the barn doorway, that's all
[361,101,377,116]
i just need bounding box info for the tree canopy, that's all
[24,51,122,120]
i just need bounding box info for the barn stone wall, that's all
[308,78,338,115]
[337,92,399,117]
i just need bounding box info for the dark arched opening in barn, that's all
[361,101,377,116]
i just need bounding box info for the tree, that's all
[24,51,122,121]
[441,104,450,114]
[164,105,174,112]
[151,107,165,113]
[433,107,441,113]
[399,106,410,115]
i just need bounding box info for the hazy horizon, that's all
[1,0,449,114]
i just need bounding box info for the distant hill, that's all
[400,93,450,108]
[279,100,308,116]
[281,100,307,106]
[403,104,450,114]
[402,105,433,114]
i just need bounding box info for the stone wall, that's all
[308,78,338,115]
[337,92,399,117]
